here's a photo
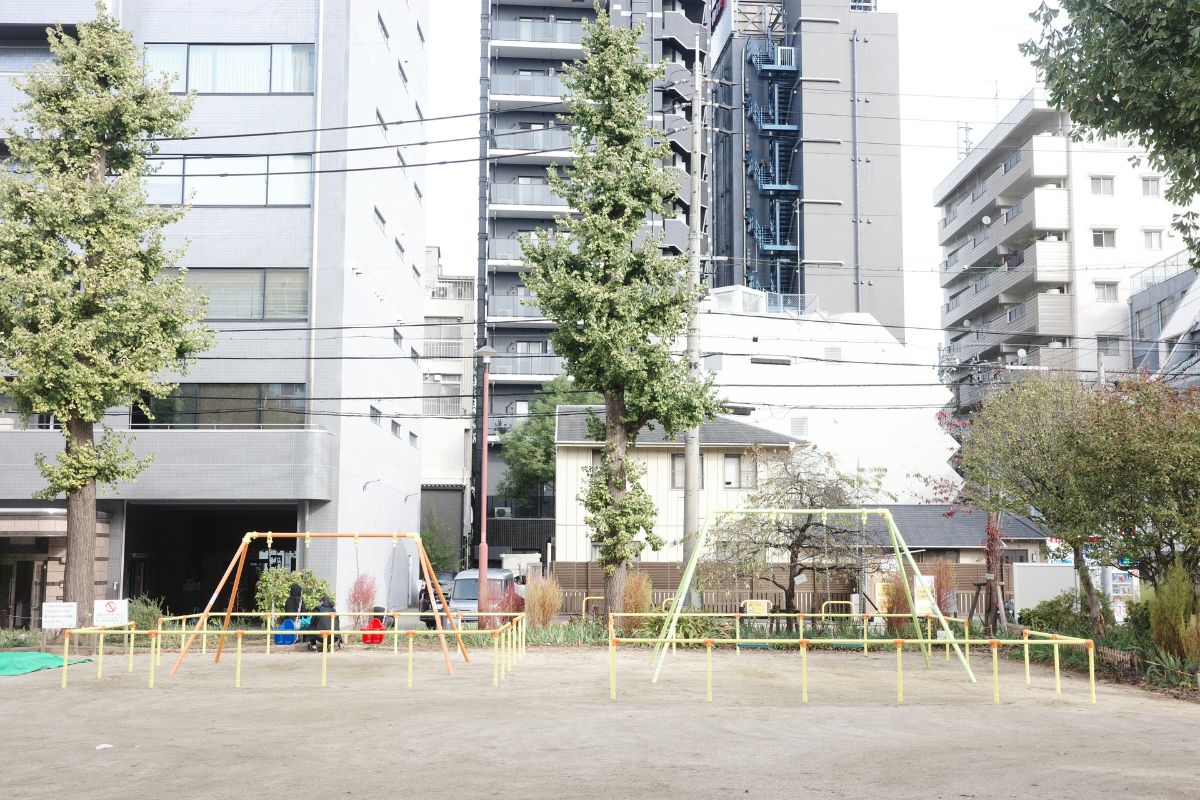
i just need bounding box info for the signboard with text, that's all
[41,602,78,630]
[93,598,129,627]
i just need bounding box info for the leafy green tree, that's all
[1074,380,1200,589]
[1022,1,1200,259]
[957,377,1109,635]
[0,10,210,625]
[522,6,721,611]
[497,376,601,503]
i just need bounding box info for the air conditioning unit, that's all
[494,507,514,518]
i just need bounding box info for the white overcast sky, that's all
[424,1,1045,355]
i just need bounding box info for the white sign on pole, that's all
[93,598,129,627]
[42,602,78,630]
[912,577,935,615]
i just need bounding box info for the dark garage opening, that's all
[123,504,298,615]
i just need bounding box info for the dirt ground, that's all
[4,643,1198,800]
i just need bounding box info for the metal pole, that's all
[478,359,491,623]
[681,31,705,610]
[849,28,862,313]
[472,0,492,566]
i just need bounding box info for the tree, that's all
[522,6,721,611]
[1074,379,1200,589]
[497,375,601,504]
[0,9,210,626]
[708,447,886,629]
[1022,1,1200,260]
[957,377,1108,635]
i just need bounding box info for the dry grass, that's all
[884,574,911,634]
[526,574,563,629]
[619,571,653,635]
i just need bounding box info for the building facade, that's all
[936,88,1187,410]
[475,0,710,555]
[1128,250,1200,386]
[708,0,905,335]
[0,0,428,622]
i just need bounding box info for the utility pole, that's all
[681,32,704,609]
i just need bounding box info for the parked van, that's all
[420,568,518,628]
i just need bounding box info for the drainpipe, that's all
[850,27,862,313]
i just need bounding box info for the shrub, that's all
[480,583,523,630]
[932,561,955,613]
[1019,590,1114,638]
[0,629,38,648]
[884,574,910,633]
[254,568,332,614]
[619,571,653,634]
[129,595,166,632]
[346,573,377,630]
[525,574,562,629]
[1148,560,1198,660]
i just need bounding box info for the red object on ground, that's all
[361,617,385,645]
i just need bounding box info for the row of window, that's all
[370,404,419,447]
[1091,227,1165,250]
[669,454,757,490]
[145,43,315,94]
[182,268,307,321]
[130,383,307,428]
[146,155,312,206]
[1090,175,1161,197]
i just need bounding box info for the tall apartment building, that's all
[0,0,428,625]
[935,88,1185,410]
[709,0,905,335]
[1128,250,1200,386]
[474,0,709,557]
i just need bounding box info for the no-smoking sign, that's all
[93,598,129,627]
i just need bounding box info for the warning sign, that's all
[42,602,78,630]
[93,599,129,627]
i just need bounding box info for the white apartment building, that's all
[935,88,1187,409]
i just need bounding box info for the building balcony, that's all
[490,128,574,164]
[490,182,571,219]
[423,395,468,417]
[941,240,1071,327]
[940,188,1069,288]
[491,19,585,58]
[424,339,466,359]
[938,134,1068,246]
[490,353,565,382]
[490,74,569,111]
[487,292,550,322]
[488,237,526,266]
[659,10,709,55]
[426,276,474,301]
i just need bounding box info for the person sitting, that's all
[305,595,342,651]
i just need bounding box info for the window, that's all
[414,101,424,121]
[397,60,408,84]
[374,207,386,232]
[409,431,419,448]
[515,340,546,354]
[376,109,388,135]
[790,416,809,437]
[1094,282,1118,303]
[393,327,403,347]
[131,383,306,428]
[823,346,841,362]
[1144,229,1164,250]
[412,264,422,283]
[144,43,315,94]
[369,405,382,426]
[391,420,403,438]
[414,184,423,204]
[1097,337,1120,356]
[670,454,705,489]
[1158,295,1179,323]
[145,155,313,206]
[1142,177,1161,197]
[396,149,407,169]
[1090,176,1114,195]
[182,268,308,320]
[416,21,425,44]
[722,454,756,489]
[1135,307,1154,340]
[378,12,390,44]
[410,347,420,360]
[1092,229,1116,248]
[394,238,406,259]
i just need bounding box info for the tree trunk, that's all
[63,419,98,629]
[783,571,797,633]
[1073,541,1105,637]
[606,561,627,616]
[983,511,1001,634]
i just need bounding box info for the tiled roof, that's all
[861,505,1049,549]
[554,405,795,447]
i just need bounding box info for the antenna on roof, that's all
[957,122,974,160]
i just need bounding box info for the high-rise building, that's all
[709,0,905,336]
[474,0,710,558]
[935,88,1187,410]
[0,0,428,623]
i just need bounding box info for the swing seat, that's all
[274,617,299,646]
[361,617,386,645]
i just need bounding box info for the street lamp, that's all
[474,344,500,623]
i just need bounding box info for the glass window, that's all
[196,383,260,427]
[133,383,304,428]
[409,431,419,447]
[270,44,315,93]
[1144,229,1163,250]
[186,156,268,205]
[1090,176,1114,195]
[1135,307,1154,340]
[144,44,187,93]
[391,420,403,438]
[723,454,742,488]
[374,207,387,232]
[185,269,263,319]
[188,44,271,93]
[144,157,183,205]
[1142,177,1161,197]
[670,453,704,489]
[369,406,383,426]
[264,269,308,319]
[1097,337,1120,356]
[1092,229,1116,248]
[1094,282,1118,303]
[263,383,306,426]
[266,155,312,205]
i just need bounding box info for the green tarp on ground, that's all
[0,652,90,676]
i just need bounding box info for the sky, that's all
[424,0,1047,356]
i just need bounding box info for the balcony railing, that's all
[488,293,544,318]
[1007,301,1027,322]
[493,19,584,44]
[424,339,464,358]
[1003,149,1022,174]
[971,182,988,201]
[972,228,989,247]
[491,353,564,376]
[426,278,473,300]
[492,127,572,152]
[491,182,569,207]
[423,396,467,416]
[491,74,567,98]
[1003,199,1024,224]
[489,238,524,261]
